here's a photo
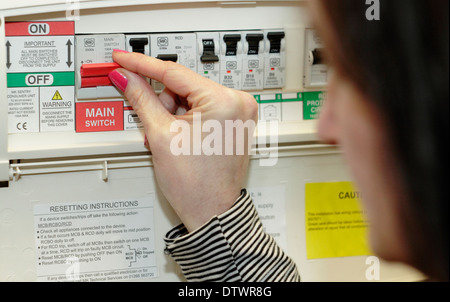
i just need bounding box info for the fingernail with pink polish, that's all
[144,135,149,147]
[113,49,128,53]
[109,69,128,92]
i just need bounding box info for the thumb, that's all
[109,68,175,138]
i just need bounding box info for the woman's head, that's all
[313,0,449,280]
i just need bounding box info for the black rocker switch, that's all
[129,38,148,54]
[200,39,219,62]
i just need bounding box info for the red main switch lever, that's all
[80,62,121,77]
[80,62,121,88]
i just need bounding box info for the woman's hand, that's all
[109,50,258,232]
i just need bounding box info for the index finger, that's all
[112,50,212,98]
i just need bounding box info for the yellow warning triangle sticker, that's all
[52,90,63,100]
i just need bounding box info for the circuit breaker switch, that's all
[200,39,219,62]
[197,32,220,82]
[246,33,264,55]
[150,33,197,93]
[308,48,324,65]
[223,34,241,56]
[267,32,285,53]
[242,30,265,90]
[219,32,243,89]
[156,54,178,62]
[129,37,149,54]
[304,29,328,88]
[263,30,285,88]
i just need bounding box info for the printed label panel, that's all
[305,181,371,259]
[39,86,75,132]
[7,87,40,133]
[6,36,75,73]
[76,101,124,132]
[124,105,143,131]
[6,21,76,134]
[33,196,157,282]
[7,72,75,88]
[303,91,325,120]
[5,21,75,36]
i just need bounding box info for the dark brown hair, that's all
[318,0,449,281]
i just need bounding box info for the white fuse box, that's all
[0,0,424,283]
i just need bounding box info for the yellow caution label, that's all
[305,181,372,259]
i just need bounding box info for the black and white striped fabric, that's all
[164,189,301,282]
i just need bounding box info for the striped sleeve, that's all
[164,189,301,282]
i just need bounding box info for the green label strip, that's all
[253,91,326,120]
[7,72,75,88]
[302,91,325,120]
